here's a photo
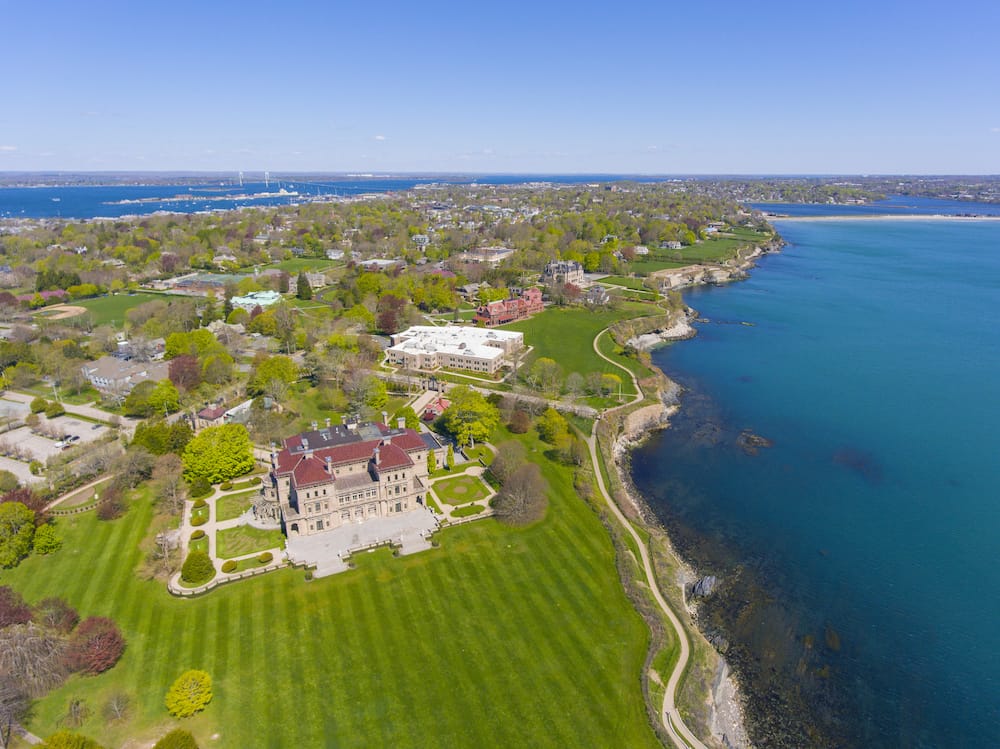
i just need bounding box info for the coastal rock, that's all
[692,575,718,598]
[737,430,773,455]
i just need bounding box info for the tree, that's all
[165,669,213,718]
[440,385,500,447]
[123,380,158,417]
[112,447,155,489]
[0,586,32,629]
[64,617,125,675]
[488,441,526,485]
[508,409,531,434]
[0,682,29,749]
[392,406,419,430]
[493,462,548,526]
[0,502,35,568]
[526,357,564,395]
[32,525,62,555]
[427,450,436,474]
[153,454,187,514]
[0,472,17,495]
[101,692,131,724]
[180,550,215,586]
[153,728,199,749]
[147,380,180,415]
[247,355,298,397]
[296,271,312,300]
[535,408,569,444]
[168,355,202,391]
[445,444,454,470]
[182,424,255,484]
[30,397,48,414]
[0,623,66,697]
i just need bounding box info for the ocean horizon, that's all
[631,203,1000,746]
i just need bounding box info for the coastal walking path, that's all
[589,328,708,749]
[585,431,706,749]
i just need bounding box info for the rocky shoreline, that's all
[608,236,787,748]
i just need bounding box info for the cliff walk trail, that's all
[590,329,708,749]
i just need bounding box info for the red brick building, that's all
[474,287,543,327]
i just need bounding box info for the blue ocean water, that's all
[0,174,660,219]
[631,211,1000,746]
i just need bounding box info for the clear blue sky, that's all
[1,0,998,174]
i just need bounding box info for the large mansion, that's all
[261,420,433,538]
[386,325,523,375]
[474,287,543,327]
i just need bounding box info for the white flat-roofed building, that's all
[230,289,282,311]
[386,325,523,375]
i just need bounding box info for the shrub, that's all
[192,498,207,508]
[251,476,262,485]
[190,529,205,540]
[258,552,273,564]
[0,585,32,627]
[153,728,200,749]
[180,550,215,585]
[38,730,104,749]
[64,616,126,675]
[96,484,125,521]
[30,396,49,414]
[34,597,79,634]
[189,478,211,499]
[29,460,44,476]
[190,515,207,527]
[165,669,212,718]
[221,560,236,573]
[219,481,232,491]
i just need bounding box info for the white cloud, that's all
[373,134,386,141]
[0,145,16,152]
[991,127,1000,133]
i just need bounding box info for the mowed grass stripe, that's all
[284,587,321,749]
[308,580,350,743]
[443,537,540,746]
[368,573,423,749]
[354,568,413,748]
[491,536,586,743]
[334,574,373,742]
[421,551,482,746]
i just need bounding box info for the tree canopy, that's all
[0,502,35,568]
[182,424,254,484]
[440,386,500,447]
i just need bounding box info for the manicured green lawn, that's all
[216,525,284,559]
[216,491,257,522]
[600,275,655,292]
[1,424,661,749]
[431,475,490,506]
[450,504,484,518]
[74,293,184,327]
[503,303,654,381]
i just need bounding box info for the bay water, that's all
[631,211,1000,746]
